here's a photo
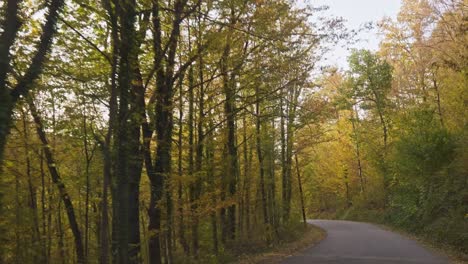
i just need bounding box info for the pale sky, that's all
[309,0,402,68]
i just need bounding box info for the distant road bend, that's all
[282,220,449,264]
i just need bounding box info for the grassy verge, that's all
[231,224,326,264]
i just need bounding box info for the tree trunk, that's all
[206,116,218,253]
[432,71,444,126]
[294,154,307,228]
[280,94,289,222]
[27,96,85,264]
[176,75,189,254]
[220,14,239,241]
[255,86,268,225]
[40,149,49,264]
[242,115,251,237]
[148,1,185,262]
[20,107,46,262]
[57,200,66,264]
[187,57,197,255]
[82,106,91,263]
[352,105,365,194]
[344,168,351,208]
[0,1,21,165]
[99,2,118,261]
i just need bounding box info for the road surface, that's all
[281,220,449,264]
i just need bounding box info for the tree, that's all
[347,49,392,150]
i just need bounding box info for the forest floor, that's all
[231,224,326,264]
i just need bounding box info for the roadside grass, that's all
[172,221,326,264]
[230,223,326,264]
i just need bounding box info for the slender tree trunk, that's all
[99,1,119,262]
[192,20,206,255]
[294,154,307,228]
[242,115,250,237]
[285,85,299,222]
[206,117,218,254]
[57,200,66,264]
[176,76,189,254]
[221,15,238,241]
[47,175,52,262]
[99,109,113,264]
[344,168,351,208]
[280,94,289,222]
[378,109,388,150]
[352,105,365,194]
[371,89,388,150]
[40,148,49,264]
[27,96,85,264]
[246,116,253,238]
[194,79,204,255]
[82,106,91,263]
[432,72,444,126]
[14,160,21,264]
[268,117,278,229]
[255,86,268,225]
[21,107,46,261]
[187,57,197,255]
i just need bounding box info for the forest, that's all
[0,0,466,263]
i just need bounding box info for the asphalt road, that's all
[281,220,450,264]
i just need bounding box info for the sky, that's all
[309,0,402,68]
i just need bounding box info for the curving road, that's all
[281,220,450,264]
